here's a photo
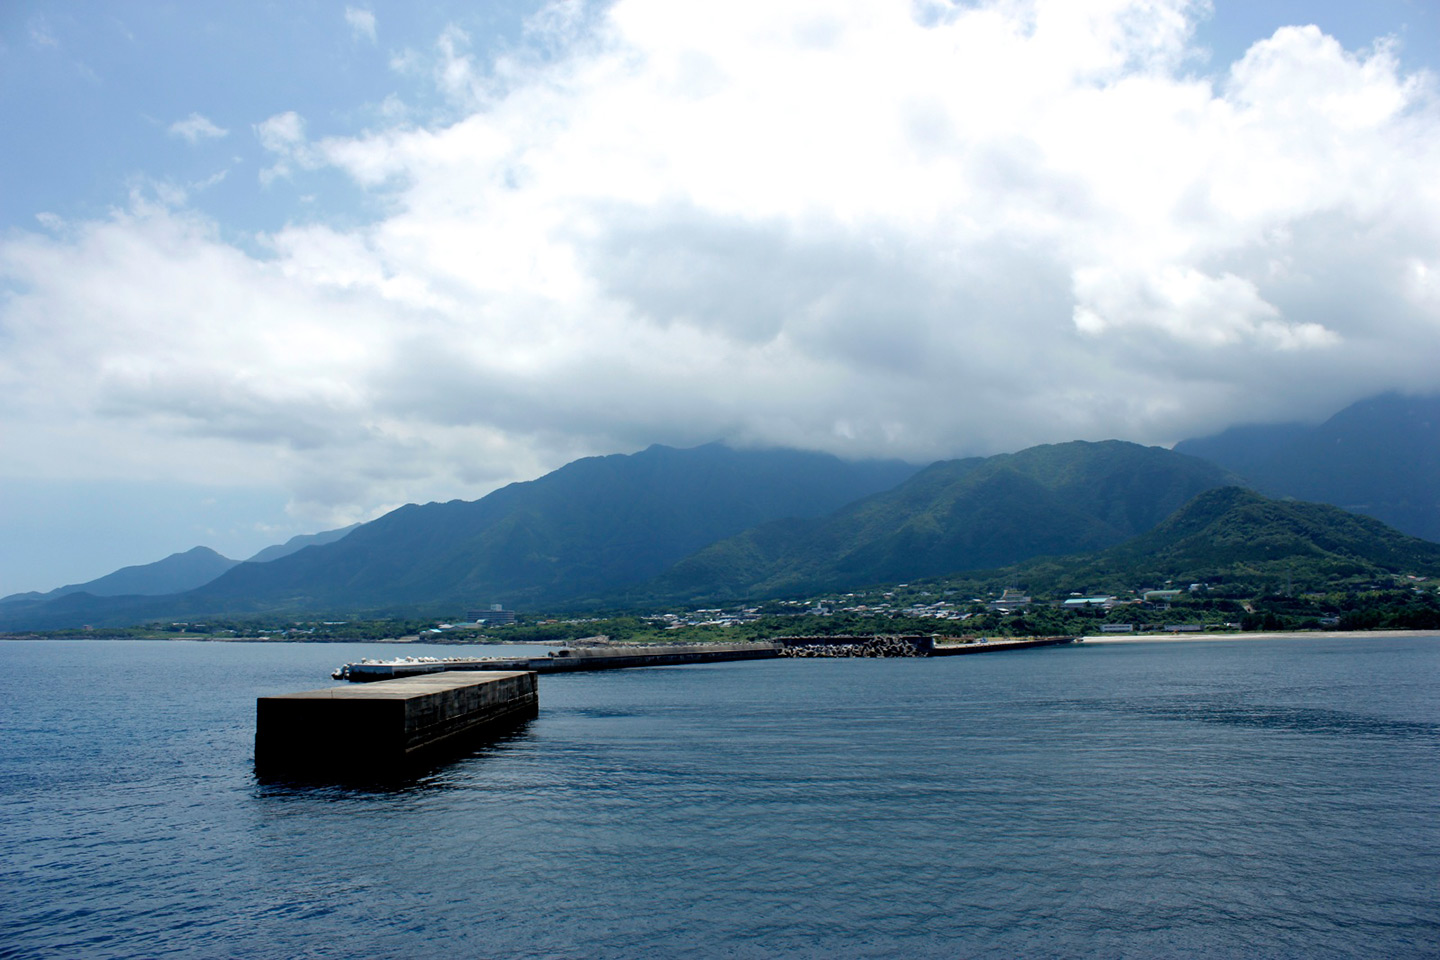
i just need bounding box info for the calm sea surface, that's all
[1,637,1437,959]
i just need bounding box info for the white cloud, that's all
[255,111,314,184]
[255,110,306,152]
[345,7,377,43]
[1072,265,1339,349]
[169,112,229,143]
[434,25,480,105]
[3,0,1439,529]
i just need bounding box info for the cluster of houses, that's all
[441,581,1234,635]
[628,582,1220,630]
[987,584,1228,631]
[646,608,767,629]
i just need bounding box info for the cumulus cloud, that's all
[3,0,1439,529]
[169,112,228,143]
[256,110,306,152]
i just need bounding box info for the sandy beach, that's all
[1080,629,1440,644]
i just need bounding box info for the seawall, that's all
[931,636,1076,655]
[338,642,781,681]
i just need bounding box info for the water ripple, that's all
[1048,694,1440,742]
[0,639,1437,959]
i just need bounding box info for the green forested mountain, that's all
[6,427,1435,634]
[953,486,1440,598]
[101,443,916,620]
[646,440,1235,601]
[1170,422,1310,482]
[1175,393,1440,542]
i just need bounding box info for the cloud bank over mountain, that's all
[2,0,1438,536]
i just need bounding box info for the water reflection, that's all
[252,717,537,794]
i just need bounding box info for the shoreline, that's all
[1080,628,1440,644]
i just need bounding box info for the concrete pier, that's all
[931,636,1076,655]
[255,670,537,776]
[333,637,1079,681]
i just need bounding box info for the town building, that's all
[468,603,516,625]
[990,588,1032,613]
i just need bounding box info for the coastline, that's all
[1080,628,1440,644]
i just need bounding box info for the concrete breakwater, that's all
[264,637,1076,777]
[335,641,782,681]
[255,670,537,776]
[334,635,1077,680]
[931,636,1076,655]
[778,635,1076,657]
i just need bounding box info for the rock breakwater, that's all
[777,636,929,658]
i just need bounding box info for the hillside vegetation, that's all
[647,441,1234,600]
[4,396,1438,633]
[1175,393,1440,542]
[940,487,1440,599]
[0,444,917,629]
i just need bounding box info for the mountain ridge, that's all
[188,442,920,611]
[0,443,920,628]
[2,394,1435,633]
[942,486,1440,598]
[245,524,360,564]
[1174,393,1440,542]
[0,546,239,604]
[645,440,1237,601]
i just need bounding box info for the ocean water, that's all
[1,637,1437,959]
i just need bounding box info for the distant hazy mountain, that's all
[1,546,239,604]
[246,524,360,564]
[0,525,359,609]
[180,443,920,614]
[647,440,1235,601]
[1171,423,1311,480]
[1175,393,1440,542]
[972,486,1440,597]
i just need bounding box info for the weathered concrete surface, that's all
[255,670,537,775]
[930,636,1076,655]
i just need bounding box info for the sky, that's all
[2,0,1438,596]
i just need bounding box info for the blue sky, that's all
[2,0,1439,595]
[2,2,542,234]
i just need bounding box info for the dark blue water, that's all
[1,637,1437,959]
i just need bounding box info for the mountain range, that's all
[0,445,916,628]
[959,486,1440,598]
[645,440,1234,601]
[1,393,1435,631]
[179,443,917,616]
[0,525,360,606]
[0,546,240,604]
[244,524,361,564]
